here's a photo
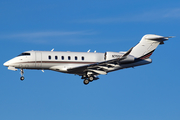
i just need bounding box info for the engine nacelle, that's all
[105,52,135,63]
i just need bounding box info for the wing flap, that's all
[88,69,107,75]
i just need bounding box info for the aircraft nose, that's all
[3,61,9,67]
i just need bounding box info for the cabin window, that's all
[68,56,71,60]
[82,56,84,60]
[75,56,78,60]
[62,56,64,60]
[55,56,58,60]
[48,56,51,60]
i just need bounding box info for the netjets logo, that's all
[112,55,121,58]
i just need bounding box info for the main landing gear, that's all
[82,75,99,85]
[20,69,25,81]
[83,79,89,85]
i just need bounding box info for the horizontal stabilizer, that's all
[145,36,174,41]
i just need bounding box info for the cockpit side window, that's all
[18,53,31,56]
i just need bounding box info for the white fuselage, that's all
[4,50,151,75]
[4,51,104,70]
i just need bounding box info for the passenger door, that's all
[35,52,42,68]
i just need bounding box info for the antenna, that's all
[51,48,54,51]
[87,49,90,52]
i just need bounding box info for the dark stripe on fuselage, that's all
[17,61,97,64]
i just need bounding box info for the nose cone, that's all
[3,61,9,66]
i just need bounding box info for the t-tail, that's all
[129,34,173,59]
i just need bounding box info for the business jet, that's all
[3,34,172,85]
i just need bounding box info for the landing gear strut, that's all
[20,69,25,81]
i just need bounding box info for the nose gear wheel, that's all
[20,76,24,80]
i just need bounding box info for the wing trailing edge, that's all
[88,69,107,75]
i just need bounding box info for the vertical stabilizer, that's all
[129,34,172,59]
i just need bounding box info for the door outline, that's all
[35,52,42,67]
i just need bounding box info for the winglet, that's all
[122,47,133,57]
[51,48,54,51]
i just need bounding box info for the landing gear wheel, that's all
[20,69,25,81]
[83,79,89,85]
[20,76,25,81]
[89,76,94,82]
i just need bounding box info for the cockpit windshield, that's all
[18,53,31,56]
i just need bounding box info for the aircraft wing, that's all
[67,57,125,75]
[67,48,133,76]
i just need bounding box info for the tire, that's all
[89,76,94,82]
[20,76,24,81]
[83,79,89,85]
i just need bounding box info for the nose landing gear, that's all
[20,69,25,81]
